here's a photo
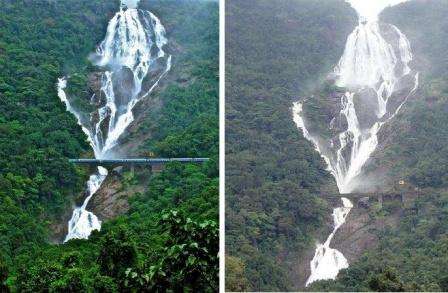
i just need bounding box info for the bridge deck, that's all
[69,158,210,165]
[326,192,402,199]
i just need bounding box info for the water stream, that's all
[58,0,171,242]
[293,0,418,285]
[305,197,353,286]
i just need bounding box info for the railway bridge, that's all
[69,158,210,172]
[326,192,418,209]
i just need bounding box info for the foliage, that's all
[0,0,218,291]
[15,210,218,292]
[225,0,356,290]
[225,256,250,292]
[97,227,138,281]
[124,210,219,292]
[356,1,448,190]
[0,0,116,275]
[309,189,448,292]
[0,256,8,292]
[367,267,406,292]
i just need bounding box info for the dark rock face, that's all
[333,208,380,264]
[386,73,417,115]
[112,66,136,110]
[88,72,103,100]
[88,178,130,221]
[354,88,382,130]
[333,200,403,265]
[88,170,145,221]
[294,195,407,289]
[358,196,370,209]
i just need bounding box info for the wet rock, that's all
[333,205,401,265]
[112,66,135,107]
[354,88,381,129]
[88,170,151,221]
[87,175,130,221]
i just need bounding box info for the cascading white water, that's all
[57,78,94,146]
[92,5,171,156]
[293,0,418,286]
[64,167,108,242]
[328,0,417,193]
[58,0,171,242]
[306,197,353,286]
[292,102,333,170]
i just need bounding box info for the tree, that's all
[97,227,138,282]
[0,257,9,292]
[123,210,219,292]
[368,267,405,292]
[157,210,219,292]
[225,256,250,291]
[439,274,448,292]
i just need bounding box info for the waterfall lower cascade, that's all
[58,0,171,242]
[306,197,353,286]
[293,0,419,286]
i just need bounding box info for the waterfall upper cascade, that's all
[293,0,418,286]
[58,0,171,242]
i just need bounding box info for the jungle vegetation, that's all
[0,0,218,291]
[310,1,448,291]
[225,0,356,290]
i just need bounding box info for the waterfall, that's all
[91,5,171,157]
[58,0,171,242]
[64,167,108,241]
[293,0,418,286]
[306,197,353,286]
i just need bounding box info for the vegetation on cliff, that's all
[0,0,218,291]
[309,189,448,292]
[225,0,356,290]
[0,0,116,286]
[361,0,448,191]
[309,1,448,291]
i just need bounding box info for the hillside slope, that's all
[225,0,356,290]
[363,0,448,191]
[0,0,116,280]
[0,0,218,291]
[309,0,448,291]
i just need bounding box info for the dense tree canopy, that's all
[225,0,356,290]
[0,0,218,291]
[309,1,448,291]
[365,0,448,190]
[309,189,448,292]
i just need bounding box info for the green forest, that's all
[0,0,218,291]
[226,0,448,292]
[365,0,448,189]
[308,1,448,291]
[309,189,448,292]
[225,0,356,291]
